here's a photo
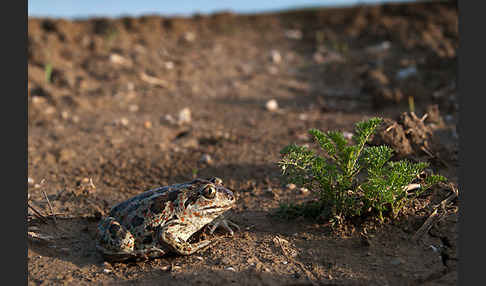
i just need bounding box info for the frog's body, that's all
[96,178,238,261]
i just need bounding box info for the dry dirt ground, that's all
[28,1,459,285]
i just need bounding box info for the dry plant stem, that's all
[274,236,318,286]
[28,203,49,224]
[413,184,458,241]
[42,190,57,225]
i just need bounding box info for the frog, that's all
[96,177,239,261]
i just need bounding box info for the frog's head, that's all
[185,180,236,223]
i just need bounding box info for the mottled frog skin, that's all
[96,177,238,261]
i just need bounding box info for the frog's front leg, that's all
[158,222,213,255]
[208,215,240,236]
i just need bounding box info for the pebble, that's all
[28,177,34,185]
[177,108,192,124]
[390,258,403,265]
[165,61,174,69]
[299,187,309,194]
[285,29,303,40]
[161,114,176,125]
[61,111,69,120]
[225,267,236,271]
[200,154,213,164]
[127,82,135,91]
[103,269,112,274]
[343,131,353,140]
[59,148,77,162]
[265,99,279,111]
[298,113,308,121]
[366,41,391,53]
[286,183,296,190]
[119,117,129,126]
[128,104,139,112]
[184,32,196,42]
[32,96,47,104]
[110,53,131,66]
[44,106,56,115]
[396,66,417,80]
[270,50,282,64]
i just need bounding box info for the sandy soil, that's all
[28,1,458,285]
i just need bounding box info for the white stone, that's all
[265,99,279,111]
[177,108,192,124]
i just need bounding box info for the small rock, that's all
[396,66,417,80]
[128,104,139,112]
[298,114,308,121]
[366,41,391,53]
[44,106,56,115]
[28,177,34,185]
[200,154,213,164]
[127,82,135,91]
[285,29,303,40]
[390,258,403,265]
[177,108,192,124]
[270,50,282,64]
[299,187,309,194]
[183,32,196,42]
[61,111,69,120]
[282,261,288,265]
[110,53,131,66]
[103,269,112,274]
[165,61,174,69]
[225,267,236,271]
[59,149,76,162]
[31,96,47,104]
[342,131,353,140]
[286,183,296,190]
[161,114,176,125]
[119,117,129,126]
[265,99,279,111]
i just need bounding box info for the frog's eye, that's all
[201,184,216,199]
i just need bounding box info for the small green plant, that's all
[278,117,446,225]
[44,63,53,83]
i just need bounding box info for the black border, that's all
[458,0,480,285]
[8,0,28,283]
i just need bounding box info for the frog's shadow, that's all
[28,216,109,267]
[28,216,237,268]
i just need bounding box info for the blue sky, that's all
[28,0,416,19]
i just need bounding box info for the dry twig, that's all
[42,191,57,225]
[413,184,459,241]
[274,236,318,286]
